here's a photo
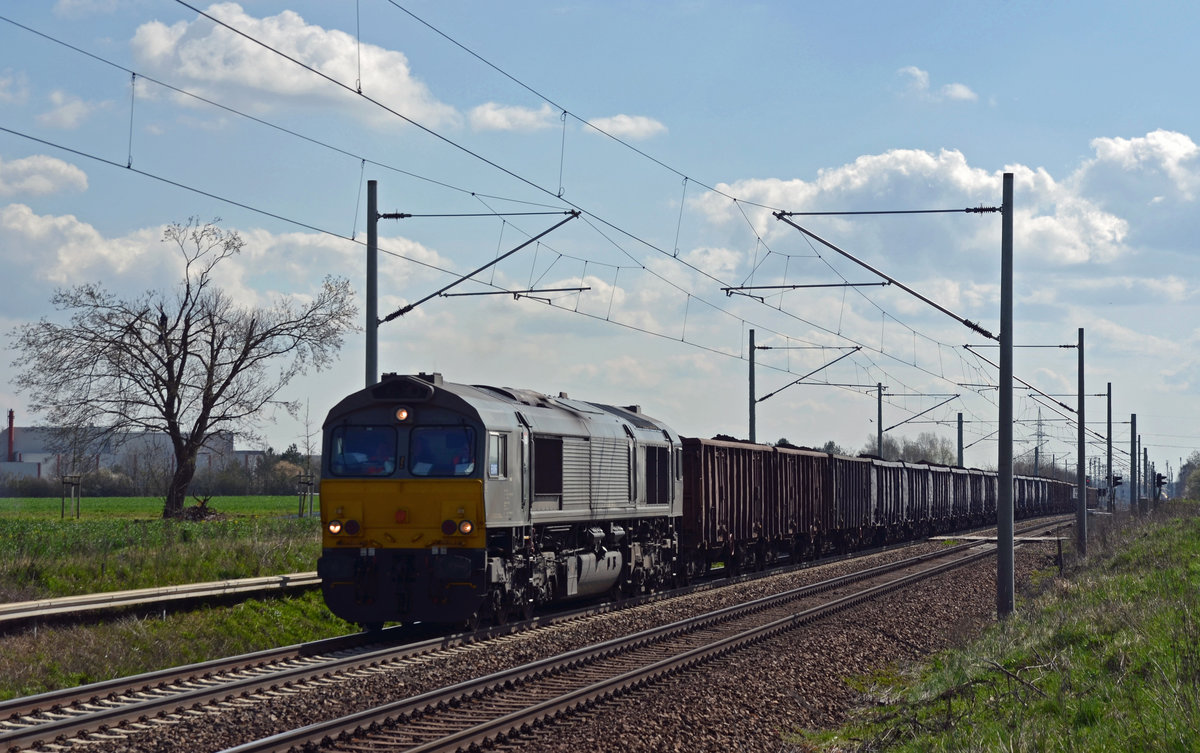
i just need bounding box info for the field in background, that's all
[0,496,320,601]
[0,494,312,520]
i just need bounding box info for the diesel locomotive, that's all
[317,372,1076,629]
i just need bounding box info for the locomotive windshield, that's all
[329,426,397,476]
[410,426,476,477]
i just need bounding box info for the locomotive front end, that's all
[318,374,488,629]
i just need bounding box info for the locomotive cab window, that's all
[488,432,508,478]
[410,427,476,477]
[330,426,397,476]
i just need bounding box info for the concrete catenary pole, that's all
[1076,328,1086,556]
[1143,445,1149,508]
[957,412,964,467]
[1107,383,1113,513]
[1130,414,1137,511]
[749,329,756,443]
[366,179,379,388]
[877,383,883,458]
[998,172,1015,618]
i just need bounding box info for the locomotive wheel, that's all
[609,581,627,604]
[489,588,508,626]
[463,610,481,632]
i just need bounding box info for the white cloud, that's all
[36,90,111,130]
[469,102,558,132]
[1078,129,1200,202]
[683,246,743,278]
[0,205,168,288]
[940,82,978,102]
[897,65,978,103]
[131,3,459,128]
[696,147,1127,267]
[0,69,29,105]
[0,155,88,197]
[586,114,667,140]
[897,65,930,92]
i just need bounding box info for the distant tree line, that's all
[1180,451,1200,500]
[0,444,315,498]
[773,431,1081,483]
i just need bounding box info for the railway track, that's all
[1,517,1068,752]
[222,517,1069,753]
[0,572,321,629]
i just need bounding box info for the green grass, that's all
[0,495,311,519]
[0,496,320,601]
[0,591,355,700]
[0,494,351,702]
[792,501,1200,752]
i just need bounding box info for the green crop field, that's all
[0,494,311,520]
[0,496,321,601]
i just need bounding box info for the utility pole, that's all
[1130,414,1137,511]
[1076,328,1086,556]
[1106,383,1113,513]
[366,180,379,387]
[1143,445,1149,509]
[957,413,963,467]
[998,172,1015,618]
[749,329,756,443]
[1034,410,1042,476]
[877,383,883,458]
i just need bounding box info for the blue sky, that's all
[2,1,1198,479]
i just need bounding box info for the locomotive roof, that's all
[328,373,678,441]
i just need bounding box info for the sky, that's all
[2,0,1198,481]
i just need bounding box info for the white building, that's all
[2,409,240,480]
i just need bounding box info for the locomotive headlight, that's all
[327,519,343,535]
[441,519,457,536]
[458,519,474,535]
[394,406,410,422]
[344,519,361,535]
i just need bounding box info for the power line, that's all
[3,7,1089,454]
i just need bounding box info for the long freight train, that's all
[317,373,1076,629]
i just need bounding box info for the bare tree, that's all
[10,218,358,517]
[859,431,956,464]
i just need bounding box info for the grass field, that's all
[0,591,353,700]
[0,494,353,701]
[0,494,312,520]
[794,501,1200,752]
[0,496,320,601]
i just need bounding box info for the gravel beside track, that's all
[512,542,1060,753]
[55,538,1056,753]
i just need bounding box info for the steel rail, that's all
[0,572,320,626]
[1,515,1069,751]
[220,518,1069,753]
